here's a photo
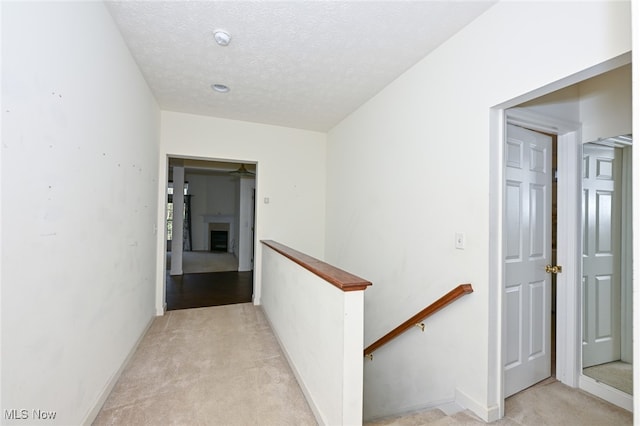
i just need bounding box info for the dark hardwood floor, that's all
[166,270,253,311]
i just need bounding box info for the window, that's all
[167,182,188,241]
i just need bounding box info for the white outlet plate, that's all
[455,232,465,249]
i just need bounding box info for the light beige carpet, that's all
[367,377,632,425]
[93,304,316,425]
[166,250,238,274]
[583,361,633,395]
[94,303,632,426]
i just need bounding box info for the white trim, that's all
[488,107,506,418]
[156,154,261,315]
[620,146,633,363]
[506,108,580,135]
[555,131,582,388]
[81,314,156,425]
[455,388,500,423]
[579,375,633,412]
[155,155,169,315]
[631,1,639,415]
[495,108,581,410]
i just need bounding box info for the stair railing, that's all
[364,283,473,359]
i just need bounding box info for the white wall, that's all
[516,64,631,141]
[518,84,581,123]
[325,1,631,421]
[185,173,238,251]
[204,175,237,215]
[261,244,364,425]
[158,111,326,310]
[1,2,160,425]
[580,64,632,142]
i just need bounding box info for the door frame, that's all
[508,107,582,382]
[504,110,634,412]
[155,154,260,314]
[501,115,568,394]
[489,54,632,419]
[490,108,581,420]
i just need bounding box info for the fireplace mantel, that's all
[203,214,234,224]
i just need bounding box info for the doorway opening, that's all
[164,157,256,310]
[497,61,633,417]
[502,121,557,397]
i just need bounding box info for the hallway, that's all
[93,303,316,425]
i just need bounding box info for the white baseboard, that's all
[455,388,500,422]
[81,314,156,426]
[579,375,633,412]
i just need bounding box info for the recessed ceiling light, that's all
[211,83,230,93]
[213,30,231,46]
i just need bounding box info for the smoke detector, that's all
[213,30,231,46]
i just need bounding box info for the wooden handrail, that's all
[261,240,372,292]
[363,284,473,357]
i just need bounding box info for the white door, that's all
[504,124,553,397]
[582,144,621,368]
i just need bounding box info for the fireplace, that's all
[210,230,228,252]
[205,216,233,253]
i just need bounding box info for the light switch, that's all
[264,197,270,204]
[455,232,465,249]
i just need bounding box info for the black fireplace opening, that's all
[210,230,228,252]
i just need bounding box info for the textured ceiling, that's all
[106,1,497,132]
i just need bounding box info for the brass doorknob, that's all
[545,265,563,274]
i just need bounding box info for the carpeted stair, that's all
[365,407,489,426]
